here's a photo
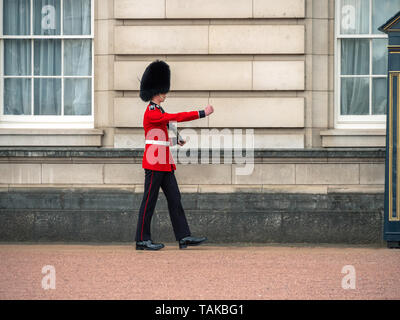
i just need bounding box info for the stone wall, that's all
[0,148,385,244]
[0,148,385,187]
[0,189,383,244]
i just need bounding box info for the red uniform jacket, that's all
[142,103,204,171]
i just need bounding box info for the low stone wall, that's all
[0,147,386,244]
[0,188,383,244]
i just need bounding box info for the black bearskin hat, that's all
[139,60,171,102]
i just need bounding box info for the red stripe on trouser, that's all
[140,171,154,241]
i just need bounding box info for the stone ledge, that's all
[320,129,386,148]
[1,184,384,194]
[0,129,104,147]
[0,129,103,135]
[0,147,386,159]
[114,0,306,19]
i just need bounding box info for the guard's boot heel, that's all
[178,236,207,249]
[136,240,164,251]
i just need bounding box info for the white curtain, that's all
[64,40,92,115]
[372,78,387,115]
[340,0,400,116]
[63,0,92,115]
[4,79,31,115]
[341,38,369,75]
[3,0,91,116]
[340,0,370,115]
[3,0,30,35]
[63,0,91,35]
[341,78,370,115]
[64,78,91,115]
[3,0,31,114]
[341,38,370,115]
[4,39,32,114]
[33,39,62,115]
[64,40,91,76]
[340,0,369,35]
[34,0,61,35]
[34,79,61,115]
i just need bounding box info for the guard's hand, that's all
[205,105,214,116]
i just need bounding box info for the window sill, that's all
[320,129,386,148]
[0,129,104,147]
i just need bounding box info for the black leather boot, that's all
[136,240,165,251]
[179,236,207,249]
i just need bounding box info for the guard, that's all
[135,60,214,250]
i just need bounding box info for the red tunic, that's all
[142,103,200,171]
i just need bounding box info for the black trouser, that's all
[135,169,191,242]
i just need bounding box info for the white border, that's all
[334,0,388,129]
[0,0,94,129]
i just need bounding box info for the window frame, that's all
[335,0,389,129]
[0,0,94,129]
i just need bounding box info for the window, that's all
[335,0,400,129]
[0,0,94,128]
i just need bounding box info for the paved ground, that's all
[0,243,399,300]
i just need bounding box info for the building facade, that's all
[1,0,398,244]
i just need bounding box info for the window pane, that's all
[372,39,388,75]
[372,78,387,115]
[341,38,370,75]
[4,40,31,76]
[34,40,61,75]
[3,0,30,35]
[64,40,92,76]
[373,0,400,34]
[63,0,91,35]
[33,0,61,35]
[64,79,91,115]
[340,0,369,34]
[4,79,31,115]
[341,77,369,115]
[34,78,61,115]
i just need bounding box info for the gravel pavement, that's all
[0,243,399,300]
